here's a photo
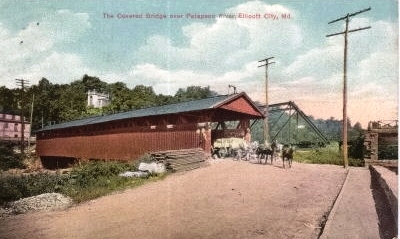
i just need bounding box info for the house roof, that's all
[37,92,264,132]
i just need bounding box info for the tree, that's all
[58,81,86,121]
[353,122,363,134]
[0,86,18,113]
[155,94,177,106]
[131,85,157,109]
[7,77,221,131]
[105,82,132,113]
[81,74,107,93]
[29,78,59,129]
[174,86,217,102]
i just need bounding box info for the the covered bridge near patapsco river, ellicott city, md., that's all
[36,92,265,168]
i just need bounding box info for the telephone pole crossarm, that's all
[328,7,371,24]
[326,26,371,37]
[258,56,274,63]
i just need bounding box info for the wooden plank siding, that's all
[37,128,202,160]
[36,93,263,165]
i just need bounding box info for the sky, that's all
[0,0,398,127]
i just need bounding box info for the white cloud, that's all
[0,10,91,88]
[355,51,398,88]
[42,10,91,43]
[274,16,398,126]
[135,1,301,73]
[0,1,396,128]
[99,61,261,96]
[18,52,92,85]
[283,45,342,79]
[129,4,397,127]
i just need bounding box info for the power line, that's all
[326,7,371,168]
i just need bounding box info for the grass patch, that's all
[294,143,364,167]
[63,170,166,203]
[0,160,167,205]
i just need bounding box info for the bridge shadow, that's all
[248,159,292,169]
[369,169,397,239]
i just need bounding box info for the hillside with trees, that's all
[0,75,217,131]
[0,74,365,158]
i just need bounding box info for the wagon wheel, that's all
[218,147,228,158]
[232,148,241,161]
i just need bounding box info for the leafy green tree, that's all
[131,85,157,109]
[29,78,60,129]
[84,107,104,117]
[353,122,363,132]
[155,94,177,106]
[105,82,132,113]
[48,84,69,123]
[58,81,86,121]
[0,86,19,113]
[5,77,223,133]
[174,86,217,102]
[81,74,107,93]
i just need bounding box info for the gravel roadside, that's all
[0,193,72,217]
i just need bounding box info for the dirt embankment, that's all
[0,159,347,239]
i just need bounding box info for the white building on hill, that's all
[87,90,110,108]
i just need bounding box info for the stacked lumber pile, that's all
[150,148,209,172]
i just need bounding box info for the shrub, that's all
[0,172,68,204]
[348,136,365,160]
[0,159,166,205]
[0,143,25,170]
[62,160,164,203]
[294,143,364,167]
[69,161,137,188]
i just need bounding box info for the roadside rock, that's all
[1,193,72,217]
[119,171,149,178]
[138,162,166,174]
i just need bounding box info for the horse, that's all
[282,145,294,168]
[256,145,274,164]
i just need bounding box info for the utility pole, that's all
[228,84,237,94]
[16,79,29,156]
[327,7,371,168]
[258,57,275,145]
[28,94,34,149]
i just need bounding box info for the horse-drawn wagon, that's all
[212,138,294,167]
[212,137,276,163]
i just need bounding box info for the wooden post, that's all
[16,79,29,156]
[258,57,275,145]
[342,15,349,168]
[327,7,371,168]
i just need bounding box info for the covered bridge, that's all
[36,92,264,167]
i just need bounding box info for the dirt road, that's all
[0,159,347,239]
